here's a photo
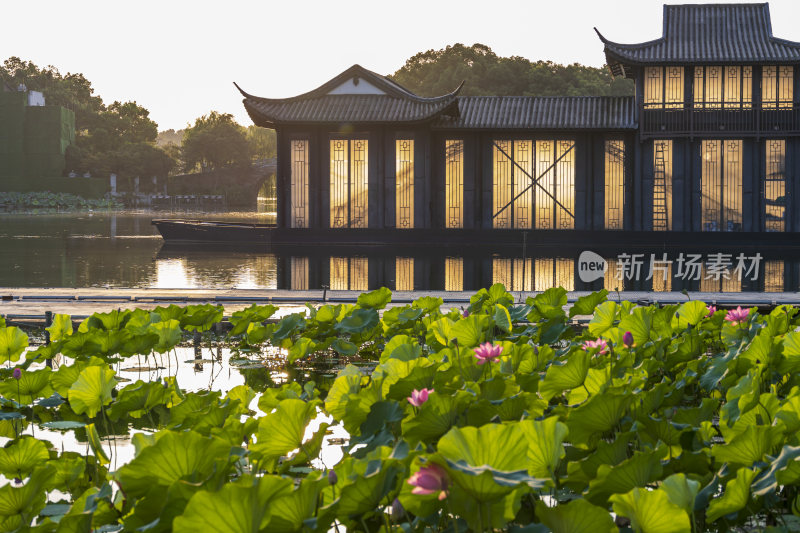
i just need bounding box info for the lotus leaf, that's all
[534,498,616,533]
[0,326,28,363]
[610,486,691,533]
[67,365,117,417]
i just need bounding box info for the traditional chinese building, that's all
[235,2,799,247]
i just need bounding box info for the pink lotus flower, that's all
[623,331,635,348]
[582,339,608,354]
[473,342,503,365]
[408,463,449,500]
[725,306,750,326]
[408,388,433,407]
[707,305,717,317]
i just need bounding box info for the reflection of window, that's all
[762,66,793,109]
[651,263,672,292]
[492,257,532,291]
[701,140,742,232]
[396,140,414,228]
[330,139,368,228]
[493,140,533,229]
[653,140,673,231]
[395,257,414,291]
[765,140,786,232]
[290,140,309,228]
[534,258,573,291]
[694,66,752,109]
[290,256,308,290]
[764,261,784,292]
[535,140,575,230]
[330,257,368,291]
[644,66,684,109]
[445,140,464,228]
[700,264,741,292]
[604,140,625,230]
[444,257,463,291]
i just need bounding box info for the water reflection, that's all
[0,211,796,292]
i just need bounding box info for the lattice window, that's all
[492,257,532,292]
[395,257,414,291]
[701,140,742,232]
[290,140,309,228]
[329,139,368,228]
[694,66,752,109]
[492,140,533,229]
[765,139,787,232]
[395,140,414,228]
[534,258,574,291]
[762,66,794,109]
[604,140,625,230]
[444,257,463,291]
[445,140,464,228]
[329,256,368,290]
[644,66,684,109]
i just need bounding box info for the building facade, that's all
[239,3,800,241]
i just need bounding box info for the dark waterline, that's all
[1,210,797,292]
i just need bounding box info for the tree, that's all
[390,43,633,97]
[182,111,252,172]
[246,126,276,161]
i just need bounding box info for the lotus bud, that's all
[12,368,21,380]
[390,497,404,520]
[623,331,634,348]
[328,469,338,485]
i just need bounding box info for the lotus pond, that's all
[2,285,800,532]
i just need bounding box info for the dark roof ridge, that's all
[234,64,462,106]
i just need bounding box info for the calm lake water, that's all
[0,210,796,292]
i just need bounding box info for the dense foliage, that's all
[4,286,800,532]
[391,44,634,98]
[0,191,122,210]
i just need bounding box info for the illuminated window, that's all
[330,139,368,228]
[700,264,741,292]
[445,140,464,228]
[290,140,309,228]
[493,140,533,229]
[535,140,575,230]
[653,140,673,231]
[762,66,794,109]
[644,66,684,109]
[765,140,786,232]
[534,258,574,291]
[330,257,368,291]
[764,261,784,292]
[290,256,308,290]
[604,140,625,230]
[444,257,463,291]
[694,66,752,109]
[395,257,414,291]
[651,263,672,292]
[492,257,532,291]
[701,140,742,232]
[396,140,414,228]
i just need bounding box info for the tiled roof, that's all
[598,3,800,76]
[237,65,460,127]
[433,96,636,130]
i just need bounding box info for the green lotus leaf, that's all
[538,351,590,402]
[451,315,489,347]
[706,467,758,522]
[0,437,50,478]
[752,445,800,495]
[107,379,173,421]
[587,301,619,337]
[0,465,52,526]
[448,484,525,532]
[437,423,546,502]
[0,367,53,403]
[173,475,292,533]
[152,304,186,322]
[412,295,443,313]
[671,301,710,330]
[262,472,330,533]
[586,447,666,505]
[250,398,319,471]
[336,459,401,516]
[45,313,73,342]
[519,417,568,479]
[228,304,278,336]
[610,486,690,533]
[325,365,376,433]
[428,317,456,348]
[86,422,110,465]
[287,337,317,363]
[83,309,131,331]
[258,382,304,412]
[661,473,700,515]
[378,357,436,400]
[46,453,85,493]
[531,287,568,319]
[331,338,358,356]
[566,392,632,448]
[148,319,182,353]
[535,498,616,533]
[0,327,29,363]
[115,430,232,498]
[334,308,379,335]
[356,286,392,309]
[569,289,609,318]
[712,424,783,466]
[180,303,223,332]
[67,365,117,418]
[380,334,421,362]
[41,420,85,431]
[494,304,512,333]
[402,391,470,446]
[618,307,653,345]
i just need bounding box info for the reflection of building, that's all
[239,4,800,241]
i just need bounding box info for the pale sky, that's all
[3,0,800,131]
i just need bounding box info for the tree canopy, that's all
[181,112,253,172]
[390,43,633,98]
